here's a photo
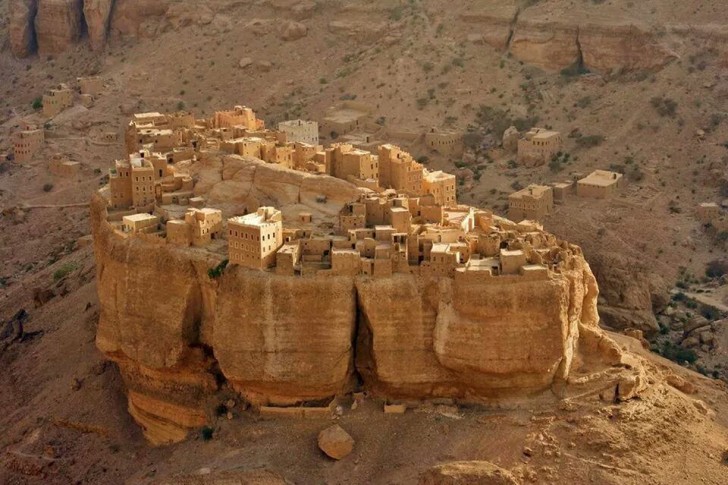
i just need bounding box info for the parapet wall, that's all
[91,182,611,444]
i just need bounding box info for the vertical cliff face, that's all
[34,0,85,55]
[8,0,38,57]
[214,270,357,406]
[83,0,113,51]
[91,193,220,445]
[355,265,595,401]
[90,160,620,444]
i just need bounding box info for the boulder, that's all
[317,425,354,460]
[684,316,710,336]
[502,126,519,153]
[35,0,85,54]
[238,57,253,69]
[616,371,647,402]
[699,331,714,345]
[591,254,668,335]
[83,0,113,51]
[666,373,696,395]
[682,336,700,348]
[279,20,307,41]
[419,461,519,485]
[9,0,38,58]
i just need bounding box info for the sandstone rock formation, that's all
[91,155,637,444]
[278,20,307,41]
[590,254,670,335]
[509,21,580,72]
[82,0,113,51]
[317,425,354,460]
[419,461,519,485]
[9,0,38,58]
[35,0,85,55]
[109,0,169,40]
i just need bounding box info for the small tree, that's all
[32,97,43,110]
[208,259,229,279]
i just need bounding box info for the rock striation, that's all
[34,0,85,55]
[91,154,632,444]
[83,0,113,51]
[9,0,38,57]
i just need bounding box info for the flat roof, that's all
[123,213,158,222]
[578,170,622,187]
[134,112,164,119]
[500,249,524,257]
[510,184,551,199]
[424,170,455,181]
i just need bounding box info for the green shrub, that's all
[575,135,605,148]
[53,262,78,282]
[200,426,214,441]
[32,97,43,110]
[700,304,722,321]
[659,341,697,364]
[705,259,728,278]
[650,96,678,117]
[208,259,229,279]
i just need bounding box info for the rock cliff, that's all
[83,0,113,51]
[8,0,38,57]
[2,0,716,71]
[91,156,630,444]
[34,0,85,55]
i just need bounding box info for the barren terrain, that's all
[1,0,728,483]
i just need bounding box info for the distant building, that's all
[167,208,223,247]
[508,185,554,222]
[278,119,319,145]
[423,170,457,206]
[424,128,463,157]
[378,144,424,195]
[576,170,624,199]
[122,213,160,234]
[212,105,265,130]
[517,128,562,166]
[77,76,104,96]
[42,83,74,118]
[13,128,44,162]
[49,154,81,177]
[228,207,284,269]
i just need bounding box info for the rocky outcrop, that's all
[83,0,113,51]
[420,461,519,485]
[214,271,356,406]
[278,20,307,41]
[510,21,580,71]
[579,24,677,73]
[9,0,38,58]
[91,157,630,443]
[108,0,169,39]
[35,0,85,55]
[356,261,594,400]
[590,254,670,336]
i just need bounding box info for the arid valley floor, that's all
[1,1,728,484]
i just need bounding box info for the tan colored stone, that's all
[35,0,85,55]
[419,460,519,485]
[9,0,38,58]
[317,425,354,460]
[83,0,113,51]
[279,20,307,41]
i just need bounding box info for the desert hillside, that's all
[1,1,728,484]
